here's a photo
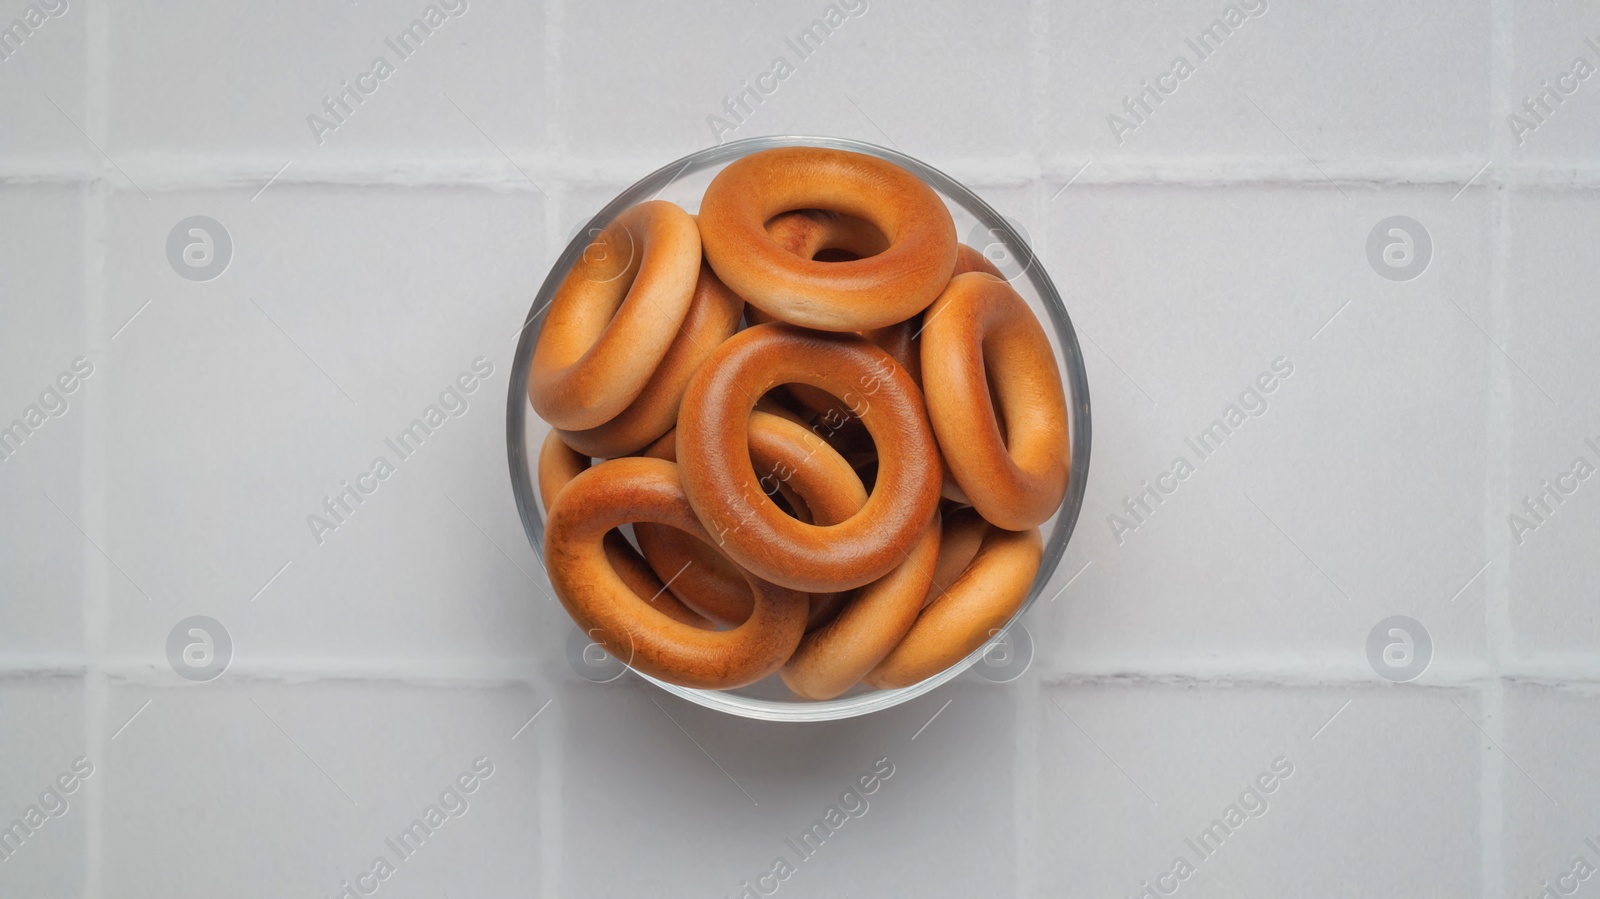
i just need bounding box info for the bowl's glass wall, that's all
[507,136,1091,721]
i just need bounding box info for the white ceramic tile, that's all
[1507,3,1600,163]
[561,0,1032,161]
[555,679,1017,897]
[1034,184,1493,671]
[0,0,89,162]
[805,0,1033,159]
[1504,188,1600,658]
[1502,684,1600,899]
[98,186,549,663]
[100,680,544,898]
[105,0,549,159]
[1045,0,1490,163]
[0,185,92,654]
[0,677,89,899]
[1039,684,1482,897]
[0,185,89,389]
[559,0,875,157]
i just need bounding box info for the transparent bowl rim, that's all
[506,134,1093,722]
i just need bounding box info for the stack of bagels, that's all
[530,147,1070,700]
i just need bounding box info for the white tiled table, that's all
[2,1,1596,896]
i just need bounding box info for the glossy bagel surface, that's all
[698,147,956,332]
[676,323,942,593]
[544,457,808,689]
[529,200,701,430]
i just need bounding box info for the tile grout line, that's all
[1481,2,1516,894]
[81,1,111,897]
[1478,192,1511,899]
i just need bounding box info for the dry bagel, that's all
[699,147,956,331]
[529,200,700,430]
[676,323,942,593]
[866,508,1042,689]
[556,261,743,457]
[544,457,808,688]
[921,273,1070,530]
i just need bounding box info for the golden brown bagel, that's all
[556,262,743,457]
[922,503,987,607]
[748,300,928,419]
[635,414,866,630]
[600,532,713,630]
[529,201,700,430]
[749,210,922,412]
[677,323,941,593]
[749,238,1000,434]
[953,241,1006,279]
[780,509,942,700]
[748,212,964,422]
[778,238,997,411]
[544,457,807,688]
[921,273,1070,530]
[927,243,1009,505]
[538,430,590,515]
[631,430,753,626]
[764,209,908,365]
[699,147,956,331]
[537,432,710,629]
[745,304,923,419]
[866,509,1042,689]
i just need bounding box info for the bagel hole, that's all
[974,332,1013,446]
[747,448,814,523]
[615,523,644,553]
[801,393,876,472]
[812,246,863,263]
[789,386,880,505]
[855,460,879,493]
[760,472,810,522]
[752,385,880,522]
[764,209,890,262]
[752,389,842,523]
[989,373,1011,443]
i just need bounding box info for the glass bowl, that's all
[506,135,1091,721]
